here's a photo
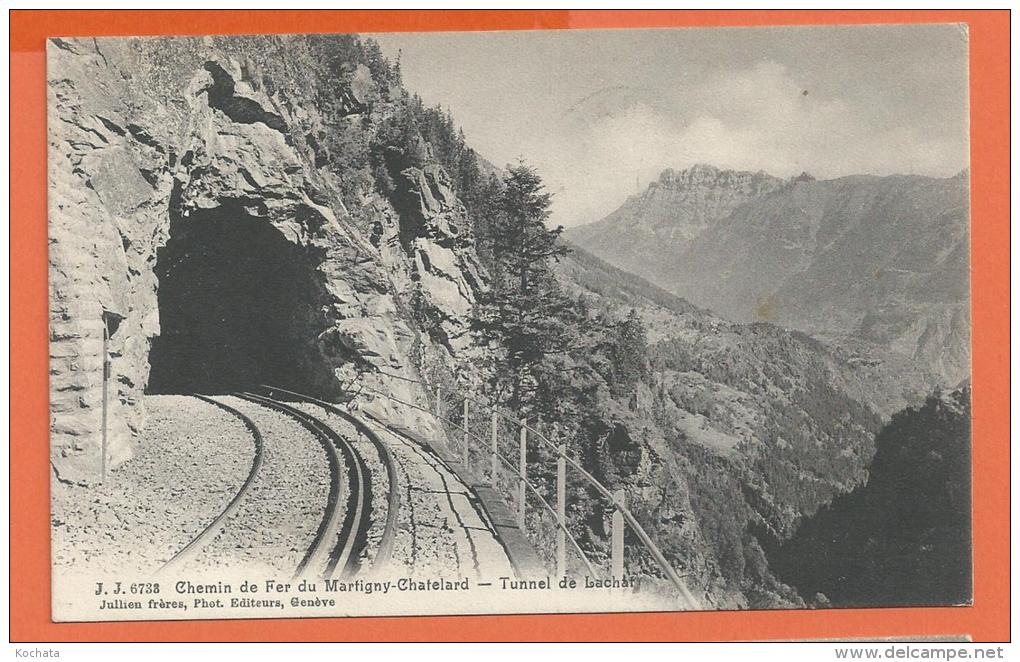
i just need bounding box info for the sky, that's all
[373,24,969,228]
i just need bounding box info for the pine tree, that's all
[610,309,649,396]
[473,163,575,414]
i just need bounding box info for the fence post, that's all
[556,444,566,576]
[462,398,470,466]
[611,489,625,580]
[490,410,498,488]
[518,421,527,529]
[101,320,109,484]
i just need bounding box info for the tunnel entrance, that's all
[147,207,336,396]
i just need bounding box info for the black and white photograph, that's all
[47,24,972,622]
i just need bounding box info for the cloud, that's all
[529,60,966,227]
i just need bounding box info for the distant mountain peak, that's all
[568,168,971,399]
[655,163,779,183]
[566,163,786,284]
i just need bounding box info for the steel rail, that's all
[368,369,702,609]
[237,392,369,580]
[361,405,600,577]
[157,394,265,575]
[352,381,602,576]
[260,384,401,574]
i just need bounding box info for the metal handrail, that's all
[488,444,601,578]
[353,380,600,577]
[363,369,701,608]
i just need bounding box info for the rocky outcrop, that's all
[373,163,486,354]
[48,38,174,483]
[47,37,483,483]
[566,164,784,286]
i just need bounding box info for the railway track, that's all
[157,395,265,575]
[159,392,379,579]
[159,388,514,582]
[236,392,370,579]
[262,386,402,574]
[357,411,517,581]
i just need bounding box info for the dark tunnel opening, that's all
[147,208,336,396]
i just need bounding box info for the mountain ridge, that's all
[565,165,971,405]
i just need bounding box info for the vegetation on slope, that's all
[556,239,889,605]
[768,387,972,607]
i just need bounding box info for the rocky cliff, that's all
[47,35,481,484]
[566,165,784,286]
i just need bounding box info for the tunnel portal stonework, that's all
[48,40,484,484]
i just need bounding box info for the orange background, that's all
[10,9,1010,642]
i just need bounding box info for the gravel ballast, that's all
[179,395,335,575]
[51,395,255,574]
[51,393,513,582]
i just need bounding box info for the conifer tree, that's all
[610,309,649,395]
[473,163,576,413]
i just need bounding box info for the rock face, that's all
[48,38,172,482]
[47,37,481,483]
[566,165,784,286]
[374,163,486,354]
[567,167,971,404]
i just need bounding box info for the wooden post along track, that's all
[362,370,703,609]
